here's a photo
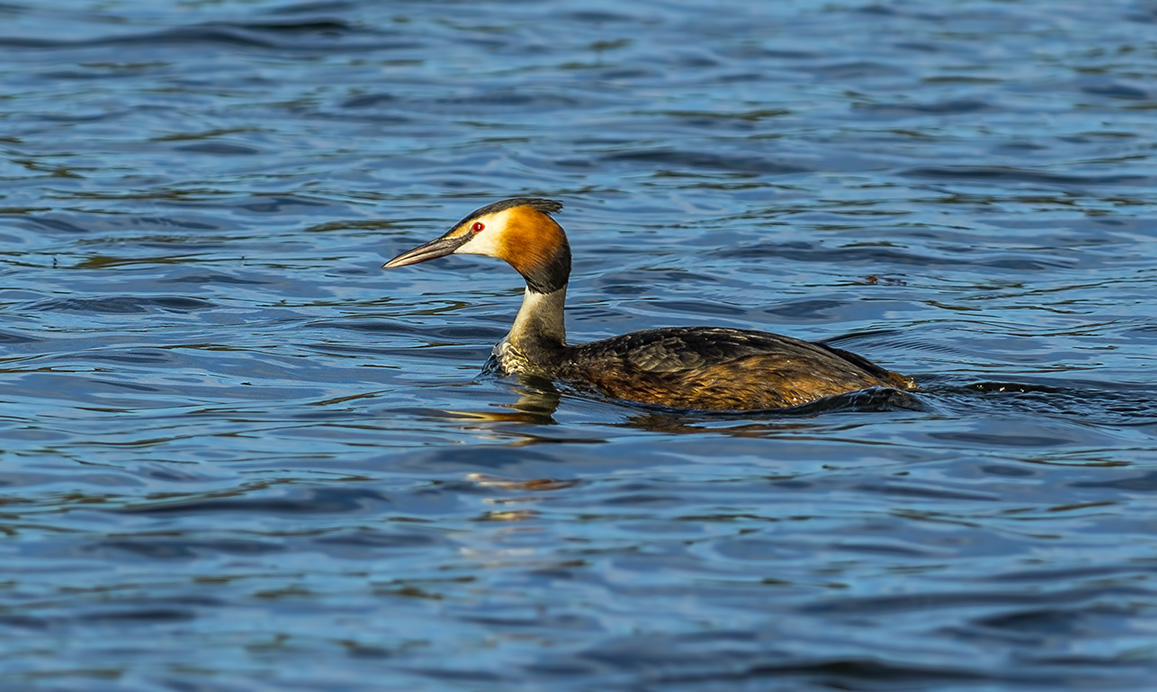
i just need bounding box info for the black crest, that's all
[454,198,563,229]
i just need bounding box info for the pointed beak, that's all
[383,232,470,269]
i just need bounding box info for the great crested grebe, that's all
[384,198,916,411]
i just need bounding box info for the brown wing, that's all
[562,327,913,410]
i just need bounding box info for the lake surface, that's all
[2,1,1157,690]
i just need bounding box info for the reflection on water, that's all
[2,0,1156,690]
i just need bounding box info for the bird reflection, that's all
[444,373,563,426]
[438,373,922,438]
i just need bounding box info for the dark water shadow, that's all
[923,377,1157,430]
[0,17,411,52]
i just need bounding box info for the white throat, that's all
[509,286,567,347]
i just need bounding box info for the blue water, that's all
[3,1,1157,690]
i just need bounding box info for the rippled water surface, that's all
[3,1,1157,690]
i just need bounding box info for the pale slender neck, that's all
[508,286,567,351]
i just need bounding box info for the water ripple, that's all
[2,1,1155,690]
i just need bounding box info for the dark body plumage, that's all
[385,198,916,411]
[497,326,914,410]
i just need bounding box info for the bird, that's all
[383,198,917,411]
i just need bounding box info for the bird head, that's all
[384,197,571,294]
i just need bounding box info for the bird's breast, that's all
[491,338,536,376]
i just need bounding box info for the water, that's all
[2,1,1157,690]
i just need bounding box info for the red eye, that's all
[471,222,485,233]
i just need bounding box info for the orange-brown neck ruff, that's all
[493,204,571,295]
